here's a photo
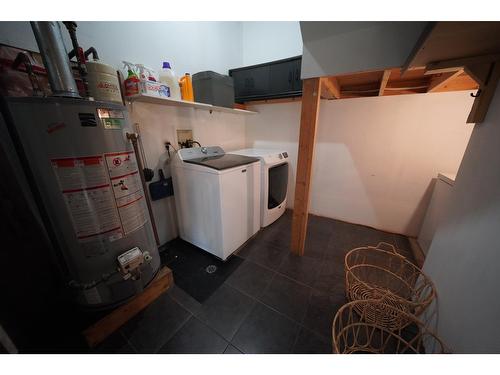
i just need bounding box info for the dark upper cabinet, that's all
[292,58,302,91]
[229,56,302,103]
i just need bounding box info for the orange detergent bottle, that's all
[179,73,194,101]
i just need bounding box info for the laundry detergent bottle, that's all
[179,73,194,102]
[159,62,181,100]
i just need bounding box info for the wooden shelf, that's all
[126,93,257,115]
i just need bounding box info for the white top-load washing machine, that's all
[230,149,289,227]
[172,146,261,260]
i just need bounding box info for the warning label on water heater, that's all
[105,151,147,235]
[51,151,147,246]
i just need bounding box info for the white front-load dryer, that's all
[230,148,289,227]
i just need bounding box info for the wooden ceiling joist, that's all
[320,77,341,99]
[379,70,391,96]
[428,69,464,93]
[385,78,430,91]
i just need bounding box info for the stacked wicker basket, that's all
[332,242,446,354]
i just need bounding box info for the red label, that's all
[97,81,119,91]
[125,79,139,96]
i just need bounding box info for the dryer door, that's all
[268,162,289,209]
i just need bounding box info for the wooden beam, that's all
[467,61,500,123]
[379,70,391,96]
[425,53,500,79]
[427,69,464,93]
[321,77,341,99]
[291,78,322,256]
[82,266,174,348]
[385,78,430,91]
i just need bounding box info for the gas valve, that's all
[117,247,144,280]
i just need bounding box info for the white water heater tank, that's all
[1,97,160,308]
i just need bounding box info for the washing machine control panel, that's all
[178,146,223,160]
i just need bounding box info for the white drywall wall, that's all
[300,21,427,78]
[0,21,243,76]
[423,85,500,353]
[128,102,247,244]
[0,21,304,75]
[245,91,474,236]
[241,22,302,67]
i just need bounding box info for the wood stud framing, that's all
[291,78,322,256]
[379,70,391,96]
[427,69,464,92]
[321,76,341,99]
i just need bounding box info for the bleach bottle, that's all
[159,62,181,100]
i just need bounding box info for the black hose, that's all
[67,49,77,60]
[84,47,99,61]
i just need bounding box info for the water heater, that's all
[1,96,161,308]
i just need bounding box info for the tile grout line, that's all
[190,315,233,353]
[244,249,325,291]
[118,330,139,354]
[290,286,315,353]
[200,283,259,346]
[229,279,332,351]
[153,310,193,354]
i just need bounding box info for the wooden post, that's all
[290,78,322,256]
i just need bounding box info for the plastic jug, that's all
[122,61,140,97]
[159,62,181,100]
[179,73,194,102]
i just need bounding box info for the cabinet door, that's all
[232,65,270,99]
[269,61,295,95]
[292,58,303,92]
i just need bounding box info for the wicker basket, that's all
[332,299,446,354]
[344,242,435,330]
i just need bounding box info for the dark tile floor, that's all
[96,210,415,354]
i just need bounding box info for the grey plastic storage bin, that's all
[192,71,235,108]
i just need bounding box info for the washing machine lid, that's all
[230,148,289,165]
[231,148,285,157]
[184,154,259,170]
